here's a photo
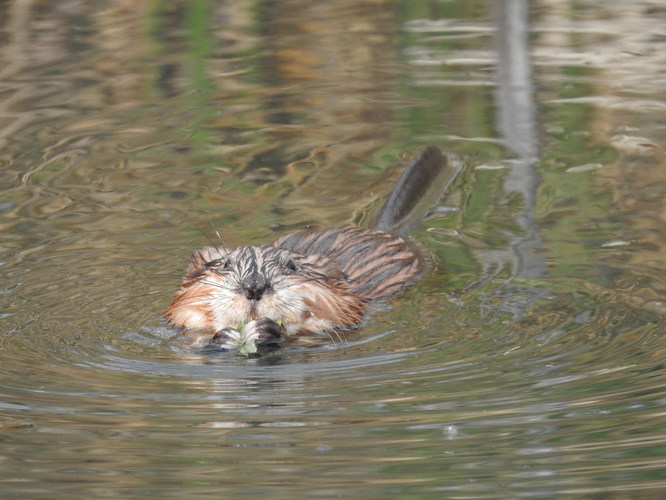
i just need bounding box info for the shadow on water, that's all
[0,0,665,498]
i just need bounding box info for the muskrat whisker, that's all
[168,296,222,310]
[198,278,235,291]
[190,222,221,250]
[275,298,304,317]
[325,329,340,346]
[209,221,226,248]
[280,273,329,289]
[207,300,235,317]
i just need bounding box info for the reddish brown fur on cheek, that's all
[300,287,366,329]
[164,281,218,330]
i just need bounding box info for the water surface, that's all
[1,1,665,498]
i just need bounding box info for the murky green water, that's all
[1,1,665,498]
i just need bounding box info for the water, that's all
[1,0,665,498]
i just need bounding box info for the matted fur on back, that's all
[274,226,421,301]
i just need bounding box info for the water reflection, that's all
[493,0,546,281]
[0,0,665,498]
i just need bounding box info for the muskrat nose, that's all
[242,275,268,301]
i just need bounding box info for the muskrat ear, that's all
[298,254,349,282]
[185,246,229,277]
[319,261,348,282]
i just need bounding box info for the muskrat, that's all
[165,146,449,351]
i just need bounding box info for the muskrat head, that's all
[165,244,366,337]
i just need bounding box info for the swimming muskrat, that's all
[165,146,448,351]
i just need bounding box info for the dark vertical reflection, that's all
[494,0,546,280]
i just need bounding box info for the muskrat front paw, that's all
[204,319,283,356]
[246,317,283,346]
[205,327,243,352]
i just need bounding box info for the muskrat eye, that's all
[205,258,232,270]
[284,259,298,272]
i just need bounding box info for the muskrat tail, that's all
[372,146,460,236]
